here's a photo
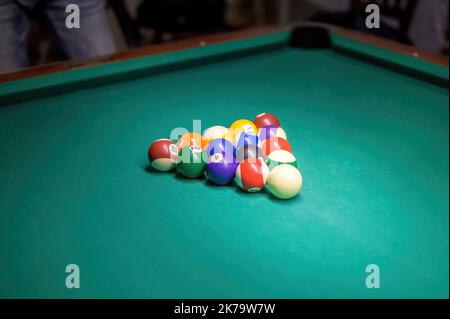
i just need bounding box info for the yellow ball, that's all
[221,131,234,143]
[230,119,257,136]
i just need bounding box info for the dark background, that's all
[14,0,450,70]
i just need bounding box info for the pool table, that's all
[0,25,448,299]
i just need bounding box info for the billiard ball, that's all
[202,125,232,144]
[148,138,178,171]
[257,125,287,144]
[177,145,205,178]
[268,164,302,199]
[234,158,269,192]
[266,150,297,170]
[233,131,258,149]
[235,144,266,163]
[176,132,205,151]
[230,119,257,136]
[204,138,236,162]
[261,137,292,157]
[204,153,238,185]
[253,113,281,129]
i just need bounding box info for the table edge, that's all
[0,23,448,83]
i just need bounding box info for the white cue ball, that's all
[268,164,302,199]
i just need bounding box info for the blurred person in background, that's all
[0,0,116,74]
[307,0,449,54]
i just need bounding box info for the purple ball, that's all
[204,153,238,185]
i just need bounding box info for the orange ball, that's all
[176,132,206,150]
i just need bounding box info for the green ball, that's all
[177,145,206,178]
[266,150,297,170]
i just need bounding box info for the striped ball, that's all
[257,126,287,145]
[266,150,297,170]
[234,158,269,192]
[148,138,178,171]
[254,112,281,129]
[261,137,292,157]
[202,125,231,144]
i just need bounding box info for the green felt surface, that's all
[0,32,448,299]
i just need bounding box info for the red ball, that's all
[261,137,292,157]
[253,113,281,129]
[234,158,269,192]
[148,138,178,171]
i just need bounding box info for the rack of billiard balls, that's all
[148,113,302,199]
